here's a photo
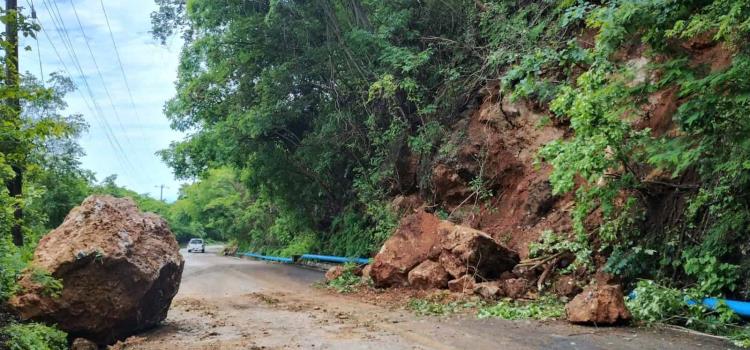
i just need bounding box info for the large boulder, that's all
[566,284,632,325]
[439,224,519,280]
[9,195,184,345]
[370,212,442,287]
[407,260,449,289]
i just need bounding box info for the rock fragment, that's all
[566,284,632,325]
[407,260,449,289]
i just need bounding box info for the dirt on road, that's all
[111,247,737,350]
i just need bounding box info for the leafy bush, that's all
[1,323,67,350]
[0,239,25,303]
[326,263,366,294]
[528,230,592,273]
[407,291,485,316]
[478,296,565,320]
[627,280,750,347]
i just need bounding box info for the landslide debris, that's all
[370,211,520,293]
[370,212,443,287]
[9,195,184,345]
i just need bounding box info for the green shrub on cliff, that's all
[1,323,67,350]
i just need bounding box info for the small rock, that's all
[407,260,449,289]
[361,264,372,279]
[325,266,345,282]
[439,251,467,278]
[448,275,476,293]
[594,270,619,285]
[554,275,582,298]
[71,338,98,350]
[473,281,502,299]
[566,284,631,325]
[500,278,529,299]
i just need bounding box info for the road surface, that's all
[114,246,737,350]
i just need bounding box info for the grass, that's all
[326,263,368,294]
[477,295,565,321]
[407,297,485,316]
[406,290,486,316]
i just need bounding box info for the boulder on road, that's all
[370,212,442,287]
[566,284,631,325]
[407,260,449,289]
[9,195,184,345]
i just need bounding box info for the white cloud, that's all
[20,0,186,201]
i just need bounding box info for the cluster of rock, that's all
[9,196,184,345]
[368,212,521,295]
[345,211,631,325]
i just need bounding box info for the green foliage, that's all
[0,238,26,303]
[1,323,67,350]
[408,121,444,156]
[326,263,366,294]
[498,0,750,341]
[528,230,591,273]
[627,280,750,347]
[28,268,63,298]
[149,0,585,257]
[477,296,565,320]
[166,167,252,243]
[525,0,750,301]
[407,295,484,316]
[148,0,750,341]
[502,43,590,103]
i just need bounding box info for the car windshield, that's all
[189,239,203,244]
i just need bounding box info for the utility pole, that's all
[155,184,168,201]
[5,0,23,246]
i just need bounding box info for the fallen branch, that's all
[536,257,558,291]
[517,251,565,268]
[659,324,731,342]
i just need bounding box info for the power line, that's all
[98,0,158,185]
[68,1,136,153]
[29,0,44,84]
[98,0,146,130]
[67,0,155,185]
[36,0,139,179]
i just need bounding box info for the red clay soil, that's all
[432,91,572,259]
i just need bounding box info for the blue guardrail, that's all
[240,252,370,265]
[242,252,293,263]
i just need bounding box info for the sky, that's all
[18,0,185,201]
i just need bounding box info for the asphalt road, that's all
[114,246,738,350]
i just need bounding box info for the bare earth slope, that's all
[116,247,737,350]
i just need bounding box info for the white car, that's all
[187,238,205,253]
